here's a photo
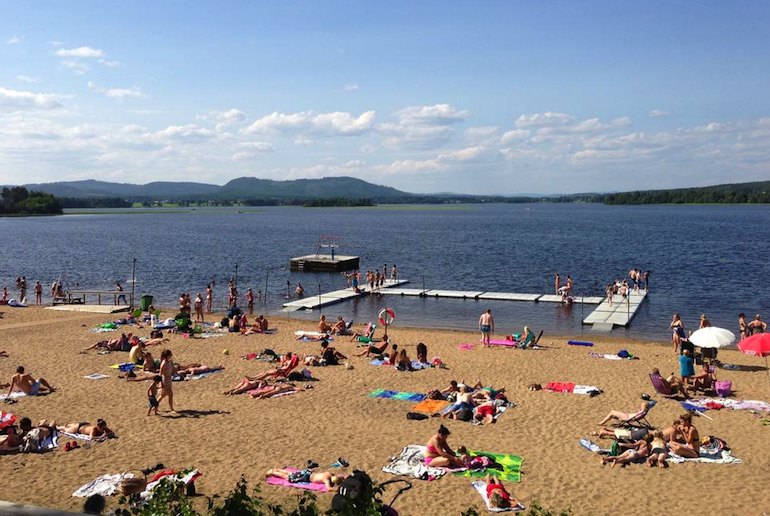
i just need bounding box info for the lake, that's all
[1,203,767,341]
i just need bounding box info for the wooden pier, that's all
[581,290,648,329]
[289,254,359,272]
[282,279,409,311]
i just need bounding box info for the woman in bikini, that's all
[738,313,748,340]
[670,313,686,353]
[485,474,520,510]
[58,419,115,440]
[424,425,465,468]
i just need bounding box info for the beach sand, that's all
[0,306,768,515]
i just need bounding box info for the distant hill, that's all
[602,180,770,204]
[18,177,410,202]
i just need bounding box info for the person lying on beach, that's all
[424,424,465,468]
[470,383,506,402]
[473,401,498,425]
[647,429,668,468]
[597,396,653,425]
[592,426,649,441]
[250,382,308,399]
[82,333,132,353]
[241,322,265,335]
[600,437,650,467]
[250,352,299,382]
[224,378,267,396]
[353,335,389,358]
[484,474,521,510]
[295,332,331,342]
[174,364,224,379]
[0,425,23,452]
[442,385,476,419]
[265,468,345,489]
[350,324,376,342]
[57,419,115,440]
[426,380,458,400]
[7,366,54,397]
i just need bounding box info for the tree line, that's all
[0,187,62,215]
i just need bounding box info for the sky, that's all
[1,1,769,195]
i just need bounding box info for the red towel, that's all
[544,382,575,393]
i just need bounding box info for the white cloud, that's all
[500,129,530,144]
[379,123,454,149]
[15,75,37,83]
[105,87,143,99]
[648,109,669,118]
[98,58,120,67]
[515,112,574,128]
[55,46,105,58]
[7,35,20,45]
[395,104,470,125]
[243,110,375,136]
[465,126,498,141]
[209,109,247,131]
[61,60,89,74]
[0,87,63,111]
[344,84,359,91]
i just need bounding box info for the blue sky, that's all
[2,1,769,194]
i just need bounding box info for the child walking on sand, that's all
[147,375,161,416]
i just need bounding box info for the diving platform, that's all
[581,291,648,328]
[289,254,359,272]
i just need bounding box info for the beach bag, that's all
[406,412,428,421]
[715,380,732,397]
[332,470,373,513]
[455,409,473,422]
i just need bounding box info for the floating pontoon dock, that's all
[289,254,360,272]
[580,290,648,329]
[283,282,646,328]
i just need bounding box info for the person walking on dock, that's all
[479,309,494,347]
[554,273,561,295]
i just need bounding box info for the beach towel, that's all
[73,473,134,497]
[543,382,575,393]
[83,373,110,380]
[265,467,329,492]
[0,411,17,430]
[410,360,431,370]
[368,389,426,402]
[382,445,453,480]
[454,451,523,483]
[173,369,224,381]
[684,398,770,412]
[579,438,611,454]
[0,391,27,401]
[458,343,475,350]
[588,353,623,360]
[410,399,450,414]
[568,340,593,346]
[91,327,118,333]
[471,481,525,512]
[573,385,602,396]
[370,359,391,366]
[197,332,226,339]
[141,469,201,500]
[108,363,137,372]
[668,449,742,465]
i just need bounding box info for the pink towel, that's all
[458,343,475,350]
[265,468,328,492]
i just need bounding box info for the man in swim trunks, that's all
[479,309,494,347]
[265,468,345,489]
[6,366,54,397]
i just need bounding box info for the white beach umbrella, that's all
[689,327,736,349]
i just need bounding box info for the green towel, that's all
[454,450,524,483]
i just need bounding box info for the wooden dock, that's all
[581,290,648,329]
[290,254,359,272]
[282,280,410,311]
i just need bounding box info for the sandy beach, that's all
[0,305,768,515]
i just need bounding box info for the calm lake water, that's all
[1,204,768,342]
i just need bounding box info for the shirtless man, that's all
[318,315,332,333]
[554,273,561,295]
[331,316,347,335]
[6,366,54,397]
[354,335,390,358]
[155,349,176,412]
[479,309,494,347]
[265,468,345,489]
[58,419,115,440]
[668,413,700,458]
[748,314,767,334]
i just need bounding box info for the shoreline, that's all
[0,307,767,514]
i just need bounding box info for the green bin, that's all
[140,294,154,311]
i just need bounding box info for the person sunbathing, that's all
[442,385,476,419]
[57,419,115,440]
[424,424,465,468]
[265,468,345,489]
[331,316,348,335]
[305,341,347,366]
[318,315,332,333]
[395,349,413,371]
[241,323,264,335]
[350,324,376,342]
[175,364,224,378]
[597,396,653,425]
[647,429,668,468]
[0,425,23,453]
[484,474,521,510]
[250,382,306,399]
[651,368,689,399]
[668,413,700,458]
[690,363,716,393]
[82,333,131,352]
[600,437,650,467]
[250,352,299,381]
[473,401,498,425]
[592,426,649,441]
[353,335,389,358]
[224,377,267,396]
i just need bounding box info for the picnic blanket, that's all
[454,451,523,483]
[368,389,426,402]
[382,445,455,480]
[471,481,526,512]
[543,382,601,396]
[265,467,329,492]
[410,399,450,414]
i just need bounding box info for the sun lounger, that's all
[617,400,657,428]
[649,373,683,399]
